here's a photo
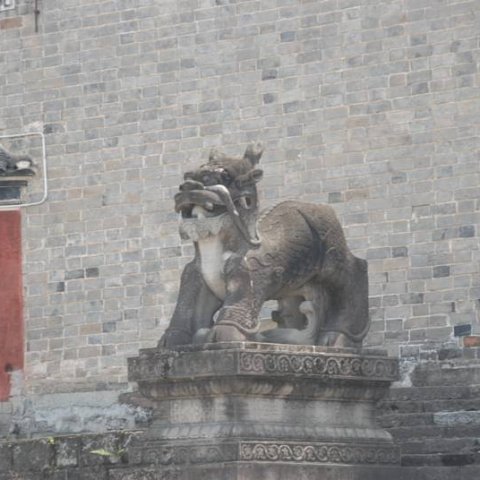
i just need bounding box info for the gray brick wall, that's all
[0,0,478,394]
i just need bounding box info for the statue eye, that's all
[220,171,231,185]
[240,196,253,209]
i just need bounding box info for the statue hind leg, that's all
[317,256,369,348]
[253,285,327,345]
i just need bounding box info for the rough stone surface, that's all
[0,431,139,479]
[6,390,151,437]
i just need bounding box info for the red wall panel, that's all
[0,210,23,401]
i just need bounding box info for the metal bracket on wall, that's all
[34,0,40,32]
[0,132,48,210]
[0,0,15,12]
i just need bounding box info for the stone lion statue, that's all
[159,144,370,348]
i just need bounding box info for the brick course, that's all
[0,0,478,393]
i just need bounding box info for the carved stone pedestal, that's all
[127,342,402,480]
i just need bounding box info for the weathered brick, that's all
[433,265,450,278]
[0,17,22,29]
[464,336,480,348]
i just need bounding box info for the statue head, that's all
[175,143,264,246]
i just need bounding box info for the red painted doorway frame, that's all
[0,210,24,401]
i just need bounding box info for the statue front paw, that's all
[211,325,247,342]
[215,305,258,334]
[158,329,192,348]
[192,328,215,344]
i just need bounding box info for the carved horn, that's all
[208,148,227,163]
[243,142,264,165]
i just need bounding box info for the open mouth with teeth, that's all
[180,203,228,219]
[175,190,228,220]
[175,185,261,247]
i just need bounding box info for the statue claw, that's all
[158,329,192,348]
[211,325,247,343]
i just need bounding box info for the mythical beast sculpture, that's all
[159,144,370,348]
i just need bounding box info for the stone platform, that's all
[127,342,403,479]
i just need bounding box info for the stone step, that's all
[399,465,480,480]
[387,425,480,441]
[379,361,480,474]
[378,409,480,430]
[379,409,480,427]
[385,385,480,402]
[400,437,480,456]
[379,412,435,428]
[379,396,480,414]
[401,452,480,468]
[411,364,480,387]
